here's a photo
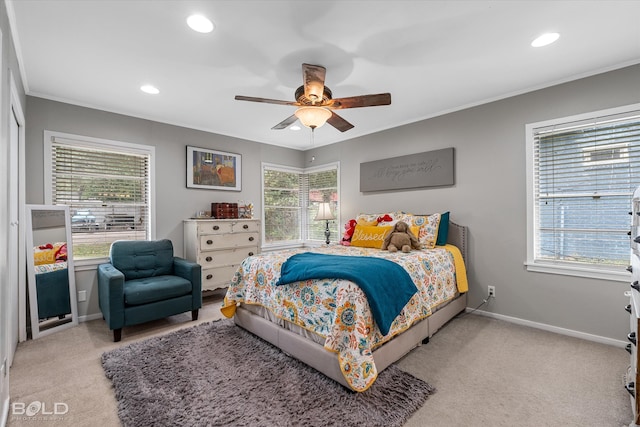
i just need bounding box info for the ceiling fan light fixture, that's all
[295,106,332,129]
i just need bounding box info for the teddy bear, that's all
[382,221,422,253]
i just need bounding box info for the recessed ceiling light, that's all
[140,85,160,95]
[187,14,214,33]
[290,125,301,131]
[531,32,560,47]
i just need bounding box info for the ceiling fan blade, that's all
[327,111,354,132]
[271,114,298,130]
[329,93,391,109]
[302,63,326,103]
[235,95,298,106]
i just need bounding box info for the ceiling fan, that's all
[235,63,391,132]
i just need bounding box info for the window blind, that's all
[306,167,339,242]
[532,110,640,269]
[262,163,339,245]
[49,136,151,260]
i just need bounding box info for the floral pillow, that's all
[380,212,441,249]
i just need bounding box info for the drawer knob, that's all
[629,231,633,236]
[626,382,635,398]
[630,211,634,216]
[206,239,213,245]
[248,252,254,256]
[625,303,632,314]
[628,332,636,346]
[633,281,640,292]
[627,343,633,354]
[243,224,249,229]
[206,256,212,262]
[628,265,634,273]
[206,274,213,280]
[213,225,220,231]
[248,236,254,242]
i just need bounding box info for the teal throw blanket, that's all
[276,252,417,335]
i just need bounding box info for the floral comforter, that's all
[221,244,465,392]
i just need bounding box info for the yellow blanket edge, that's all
[441,244,469,293]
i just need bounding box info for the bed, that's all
[221,212,468,392]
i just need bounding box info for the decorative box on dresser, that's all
[183,219,260,292]
[627,185,640,427]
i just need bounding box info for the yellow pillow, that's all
[356,218,378,227]
[33,247,56,265]
[350,225,392,249]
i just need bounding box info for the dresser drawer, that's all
[202,265,239,291]
[197,220,259,235]
[200,232,258,251]
[197,247,257,268]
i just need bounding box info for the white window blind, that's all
[46,133,153,260]
[262,163,339,246]
[529,107,640,276]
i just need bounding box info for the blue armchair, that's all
[98,239,202,342]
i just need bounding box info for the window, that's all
[262,162,339,247]
[526,104,640,281]
[44,131,154,262]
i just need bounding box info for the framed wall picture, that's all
[187,146,242,191]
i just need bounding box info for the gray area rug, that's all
[102,319,435,426]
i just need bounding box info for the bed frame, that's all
[234,221,468,390]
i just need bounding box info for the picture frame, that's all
[186,146,242,191]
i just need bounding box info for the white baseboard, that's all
[470,308,627,348]
[78,313,103,323]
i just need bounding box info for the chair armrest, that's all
[173,257,202,309]
[97,263,126,330]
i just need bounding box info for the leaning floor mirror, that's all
[25,205,78,339]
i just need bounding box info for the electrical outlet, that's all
[78,290,87,302]
[488,286,496,298]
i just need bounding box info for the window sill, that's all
[73,257,109,272]
[261,242,304,253]
[524,261,631,282]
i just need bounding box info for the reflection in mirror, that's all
[25,205,78,339]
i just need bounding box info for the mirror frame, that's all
[25,204,78,339]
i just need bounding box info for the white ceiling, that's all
[7,1,640,150]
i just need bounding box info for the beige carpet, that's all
[8,293,632,426]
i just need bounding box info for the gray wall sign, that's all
[360,147,454,192]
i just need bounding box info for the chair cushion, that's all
[124,275,193,306]
[110,239,175,280]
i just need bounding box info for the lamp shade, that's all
[295,106,332,129]
[314,202,335,221]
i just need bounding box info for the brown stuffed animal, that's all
[381,221,423,253]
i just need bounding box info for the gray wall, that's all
[308,64,640,341]
[25,97,304,319]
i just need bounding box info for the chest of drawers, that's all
[183,219,260,292]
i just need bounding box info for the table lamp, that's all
[315,202,335,245]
